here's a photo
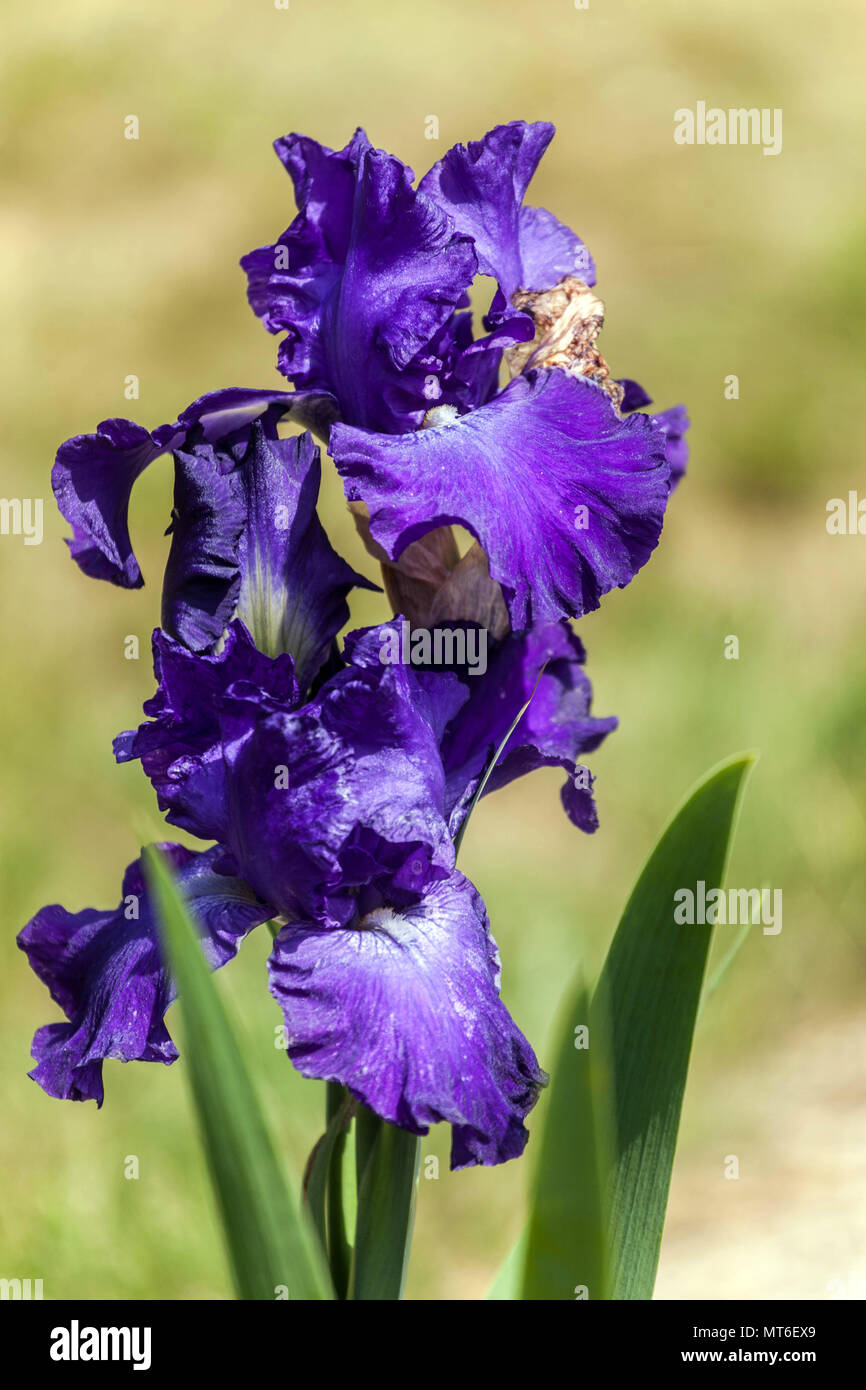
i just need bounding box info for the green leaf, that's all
[303,1087,357,1271]
[520,977,613,1300]
[486,1231,528,1300]
[322,1082,355,1298]
[145,846,334,1301]
[596,752,756,1300]
[354,1102,381,1195]
[700,918,751,1012]
[349,1112,420,1300]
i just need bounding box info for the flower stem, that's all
[325,1081,353,1298]
[350,1107,420,1300]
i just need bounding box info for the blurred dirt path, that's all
[655,1013,866,1300]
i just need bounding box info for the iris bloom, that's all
[242,119,688,628]
[20,119,687,1168]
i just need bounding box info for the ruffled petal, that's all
[267,870,546,1167]
[242,130,477,432]
[162,443,246,652]
[331,368,671,630]
[419,121,595,332]
[619,380,690,488]
[217,633,464,926]
[651,404,690,487]
[244,129,367,342]
[54,418,161,588]
[52,387,328,591]
[115,620,298,843]
[17,845,271,1104]
[441,621,618,835]
[341,620,470,739]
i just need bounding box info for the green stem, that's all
[325,1082,353,1299]
[354,1103,380,1197]
[350,1107,420,1300]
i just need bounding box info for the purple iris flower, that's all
[23,612,552,1167]
[52,389,373,683]
[54,388,315,590]
[31,436,601,1165]
[18,845,272,1106]
[242,119,689,629]
[23,116,686,1169]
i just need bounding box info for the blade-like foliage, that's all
[487,1232,528,1300]
[520,978,612,1300]
[145,846,334,1301]
[518,753,754,1303]
[350,1113,420,1301]
[596,753,755,1299]
[303,1087,357,1271]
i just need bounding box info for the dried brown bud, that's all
[506,276,624,408]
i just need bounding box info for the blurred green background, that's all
[2,0,864,1300]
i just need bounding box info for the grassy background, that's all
[1,0,864,1300]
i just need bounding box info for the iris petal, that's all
[234,425,377,687]
[18,845,271,1104]
[441,621,618,835]
[52,387,329,591]
[420,119,595,354]
[164,424,376,673]
[217,645,464,926]
[268,870,546,1168]
[115,620,298,843]
[242,130,477,432]
[619,379,690,487]
[331,368,670,630]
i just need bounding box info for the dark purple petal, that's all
[242,130,477,432]
[115,620,298,843]
[441,622,618,835]
[244,130,367,340]
[267,871,546,1167]
[169,387,336,446]
[652,403,690,487]
[380,306,503,426]
[163,424,376,672]
[234,426,377,688]
[618,380,690,488]
[419,120,595,347]
[341,620,470,740]
[17,845,271,1104]
[162,443,246,652]
[53,418,161,588]
[331,368,671,630]
[618,378,653,413]
[52,387,329,591]
[217,638,462,926]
